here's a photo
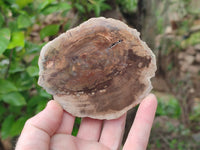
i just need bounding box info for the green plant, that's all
[167,62,173,71]
[155,139,161,148]
[71,0,111,19]
[117,0,138,13]
[156,96,181,119]
[155,9,164,34]
[169,139,177,149]
[0,0,71,139]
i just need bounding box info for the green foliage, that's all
[88,0,111,17]
[0,28,11,55]
[156,96,181,118]
[181,31,200,48]
[117,0,138,13]
[2,92,26,106]
[155,139,161,148]
[1,115,15,139]
[0,13,5,27]
[40,24,60,40]
[26,66,39,77]
[17,14,32,29]
[189,102,200,131]
[71,0,111,19]
[169,139,178,149]
[167,62,173,71]
[8,31,25,49]
[10,117,27,137]
[155,10,164,34]
[40,2,71,15]
[0,0,73,139]
[16,0,33,8]
[0,79,18,94]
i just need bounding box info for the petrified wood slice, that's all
[38,17,157,120]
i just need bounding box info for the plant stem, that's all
[4,49,13,79]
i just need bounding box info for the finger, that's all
[123,94,157,150]
[77,118,103,141]
[15,100,63,150]
[56,111,75,134]
[51,134,110,150]
[99,114,126,150]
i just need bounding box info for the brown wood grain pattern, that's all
[38,17,157,119]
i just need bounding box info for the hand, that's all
[15,94,157,150]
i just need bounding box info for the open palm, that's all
[16,94,157,150]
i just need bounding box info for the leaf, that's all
[12,72,33,91]
[40,24,60,40]
[0,79,17,94]
[25,41,41,54]
[101,3,112,11]
[64,21,71,31]
[10,117,27,137]
[56,2,71,11]
[39,89,52,99]
[7,31,25,49]
[0,13,4,27]
[38,0,50,10]
[0,28,11,55]
[94,4,100,16]
[16,0,33,8]
[17,14,32,29]
[38,0,56,10]
[8,21,18,32]
[26,66,39,77]
[75,3,86,13]
[42,2,71,15]
[36,99,48,113]
[1,115,14,139]
[8,105,23,115]
[9,61,25,73]
[0,103,6,116]
[31,56,39,66]
[28,95,45,107]
[2,92,26,106]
